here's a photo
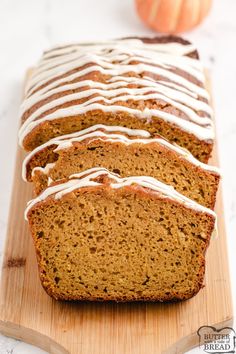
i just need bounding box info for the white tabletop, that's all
[0,0,235,353]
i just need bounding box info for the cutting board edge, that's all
[0,317,233,354]
[0,319,69,354]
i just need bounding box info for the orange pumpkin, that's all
[135,0,212,34]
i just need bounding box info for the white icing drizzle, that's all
[48,177,54,186]
[29,50,204,92]
[19,91,212,142]
[20,78,212,119]
[26,56,205,98]
[37,40,200,80]
[19,103,214,147]
[22,125,220,182]
[42,40,198,59]
[19,38,214,146]
[24,167,216,221]
[32,162,56,177]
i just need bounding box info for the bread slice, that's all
[19,36,214,162]
[23,125,220,209]
[26,167,216,302]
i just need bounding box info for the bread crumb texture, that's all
[28,186,214,301]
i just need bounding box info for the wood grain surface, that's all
[0,74,233,354]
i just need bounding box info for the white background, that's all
[0,0,235,353]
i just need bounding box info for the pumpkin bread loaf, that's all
[19,36,214,162]
[23,124,219,209]
[25,168,216,302]
[22,36,218,303]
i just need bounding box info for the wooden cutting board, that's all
[0,74,233,354]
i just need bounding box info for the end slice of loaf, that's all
[23,125,220,209]
[26,167,216,302]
